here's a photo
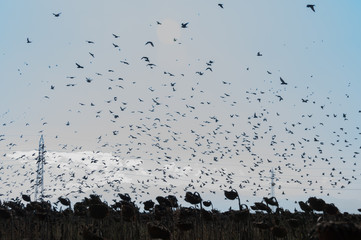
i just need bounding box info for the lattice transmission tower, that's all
[35,135,45,201]
[270,168,276,211]
[270,168,275,198]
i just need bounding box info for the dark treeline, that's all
[0,190,360,240]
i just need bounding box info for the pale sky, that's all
[0,1,360,212]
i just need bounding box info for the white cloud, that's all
[0,150,359,213]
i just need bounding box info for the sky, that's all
[0,1,361,212]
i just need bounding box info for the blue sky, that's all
[0,1,360,212]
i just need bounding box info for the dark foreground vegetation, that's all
[0,190,360,240]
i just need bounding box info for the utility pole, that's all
[35,135,45,201]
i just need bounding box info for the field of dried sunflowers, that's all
[0,190,360,240]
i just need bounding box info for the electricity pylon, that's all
[271,168,275,198]
[35,135,45,201]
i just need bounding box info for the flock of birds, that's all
[1,2,360,212]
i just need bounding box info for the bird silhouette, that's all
[145,41,154,47]
[280,77,287,85]
[147,63,156,68]
[75,63,84,68]
[307,4,315,12]
[218,3,224,8]
[181,22,189,28]
[52,12,61,17]
[26,38,31,43]
[141,56,150,62]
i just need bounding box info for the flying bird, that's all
[75,63,84,68]
[307,4,315,12]
[280,77,287,85]
[112,33,120,38]
[141,56,150,62]
[181,22,189,28]
[86,40,94,44]
[257,52,262,56]
[26,38,31,43]
[218,3,224,8]
[52,12,61,17]
[145,41,154,47]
